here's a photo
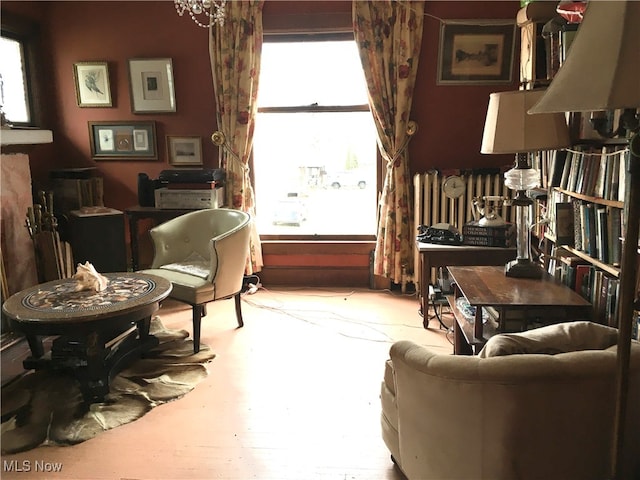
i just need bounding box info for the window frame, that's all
[1,12,44,127]
[254,32,380,242]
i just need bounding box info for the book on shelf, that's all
[558,254,589,291]
[548,150,567,188]
[554,202,574,246]
[574,264,592,299]
[608,207,622,266]
[596,273,610,325]
[618,149,628,202]
[591,148,608,198]
[603,148,617,200]
[595,207,609,263]
[559,150,572,190]
[568,153,582,193]
[606,278,620,328]
[572,199,583,251]
[580,203,597,258]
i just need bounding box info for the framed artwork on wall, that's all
[89,121,158,160]
[167,136,203,166]
[73,62,112,107]
[128,58,176,113]
[437,21,516,85]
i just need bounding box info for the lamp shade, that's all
[481,89,571,154]
[530,0,640,113]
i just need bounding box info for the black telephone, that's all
[416,223,462,245]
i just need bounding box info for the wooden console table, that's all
[2,272,172,403]
[447,265,593,355]
[125,206,196,271]
[416,241,516,328]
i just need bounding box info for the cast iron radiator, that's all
[412,170,514,287]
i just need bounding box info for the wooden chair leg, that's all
[192,304,204,354]
[235,292,244,328]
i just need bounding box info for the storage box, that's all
[154,188,220,209]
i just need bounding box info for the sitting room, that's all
[1,1,639,479]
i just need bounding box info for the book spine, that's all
[462,225,513,237]
[461,236,513,247]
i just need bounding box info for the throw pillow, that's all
[478,321,618,358]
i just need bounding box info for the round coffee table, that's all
[2,272,172,403]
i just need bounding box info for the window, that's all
[0,35,31,124]
[253,36,378,238]
[1,13,41,126]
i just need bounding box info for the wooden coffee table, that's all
[2,272,172,403]
[447,265,593,355]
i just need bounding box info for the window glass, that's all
[253,39,378,237]
[0,35,30,124]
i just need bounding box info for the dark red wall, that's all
[3,0,519,212]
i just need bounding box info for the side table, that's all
[416,241,516,328]
[2,272,172,403]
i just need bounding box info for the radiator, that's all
[412,171,513,285]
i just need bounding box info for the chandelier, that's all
[174,0,227,28]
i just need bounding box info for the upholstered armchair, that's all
[140,208,251,353]
[381,322,640,480]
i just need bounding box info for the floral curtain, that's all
[353,0,424,283]
[209,0,264,273]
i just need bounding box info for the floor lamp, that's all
[481,89,571,278]
[530,1,640,478]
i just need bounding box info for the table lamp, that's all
[529,1,640,478]
[481,88,571,278]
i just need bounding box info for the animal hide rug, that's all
[1,317,215,454]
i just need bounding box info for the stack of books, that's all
[462,221,515,247]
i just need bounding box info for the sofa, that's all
[381,322,640,480]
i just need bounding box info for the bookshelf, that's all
[515,3,638,335]
[540,143,638,335]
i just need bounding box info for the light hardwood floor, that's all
[1,287,454,480]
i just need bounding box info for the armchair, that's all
[381,322,640,480]
[140,208,251,353]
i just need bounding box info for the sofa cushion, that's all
[478,321,618,358]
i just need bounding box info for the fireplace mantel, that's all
[0,128,53,147]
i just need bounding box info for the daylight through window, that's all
[0,35,30,124]
[253,38,378,237]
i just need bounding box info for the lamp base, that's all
[504,259,545,279]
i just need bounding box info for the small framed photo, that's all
[437,21,516,85]
[128,58,176,113]
[73,62,112,107]
[88,121,158,160]
[167,136,203,166]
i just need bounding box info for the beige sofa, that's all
[381,322,640,480]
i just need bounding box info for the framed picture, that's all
[437,21,516,85]
[128,58,176,113]
[88,121,158,160]
[73,62,112,107]
[167,136,203,166]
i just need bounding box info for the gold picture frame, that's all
[73,62,112,107]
